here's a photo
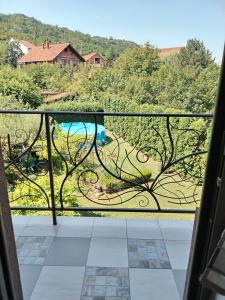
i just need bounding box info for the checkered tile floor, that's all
[13,216,193,300]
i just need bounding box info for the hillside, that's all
[0,13,138,59]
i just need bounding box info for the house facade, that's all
[18,40,35,55]
[18,41,85,67]
[83,52,106,66]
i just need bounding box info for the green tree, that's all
[6,40,23,68]
[0,42,7,65]
[122,75,155,104]
[150,62,196,108]
[186,64,220,112]
[106,47,118,66]
[0,66,42,108]
[178,39,214,73]
[114,44,160,77]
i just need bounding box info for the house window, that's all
[95,57,101,64]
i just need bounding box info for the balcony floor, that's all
[13,216,194,300]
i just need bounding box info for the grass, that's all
[74,130,199,220]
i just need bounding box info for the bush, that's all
[100,169,152,193]
[0,65,42,108]
[39,100,104,124]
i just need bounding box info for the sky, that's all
[1,0,225,61]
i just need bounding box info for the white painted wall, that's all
[18,43,29,55]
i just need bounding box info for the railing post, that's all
[45,113,57,225]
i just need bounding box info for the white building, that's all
[18,39,35,55]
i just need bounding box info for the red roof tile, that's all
[159,47,182,57]
[19,40,35,49]
[83,52,100,61]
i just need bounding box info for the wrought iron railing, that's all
[0,110,213,224]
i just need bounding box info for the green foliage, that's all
[114,44,160,77]
[39,99,104,124]
[23,63,74,92]
[0,94,28,110]
[0,42,7,65]
[100,169,152,193]
[150,63,196,108]
[39,98,103,112]
[103,96,211,179]
[186,64,220,112]
[178,39,214,73]
[6,40,23,68]
[0,66,42,107]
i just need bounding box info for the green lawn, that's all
[74,130,199,220]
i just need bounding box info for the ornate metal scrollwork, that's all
[1,112,211,213]
[3,114,50,208]
[51,114,211,212]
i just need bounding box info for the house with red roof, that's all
[83,52,106,66]
[18,41,85,67]
[159,47,182,57]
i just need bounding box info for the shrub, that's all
[100,169,152,193]
[39,100,104,124]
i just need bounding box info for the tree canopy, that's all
[178,38,214,73]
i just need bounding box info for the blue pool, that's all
[60,122,106,144]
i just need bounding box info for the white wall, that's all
[18,43,29,55]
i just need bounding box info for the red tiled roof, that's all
[18,43,84,63]
[159,47,182,57]
[83,52,99,61]
[19,40,35,49]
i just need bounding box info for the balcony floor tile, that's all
[19,265,42,300]
[57,217,94,238]
[16,236,54,265]
[81,267,130,299]
[45,237,90,266]
[159,219,193,241]
[127,218,162,239]
[92,217,127,238]
[28,216,63,225]
[173,269,187,298]
[13,216,193,299]
[87,238,128,267]
[21,225,60,237]
[165,240,191,269]
[130,269,180,300]
[30,266,85,300]
[128,239,171,269]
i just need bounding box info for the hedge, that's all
[103,96,212,182]
[39,99,104,124]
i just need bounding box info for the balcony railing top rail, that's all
[0,110,213,117]
[0,110,213,224]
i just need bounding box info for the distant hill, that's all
[0,13,138,59]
